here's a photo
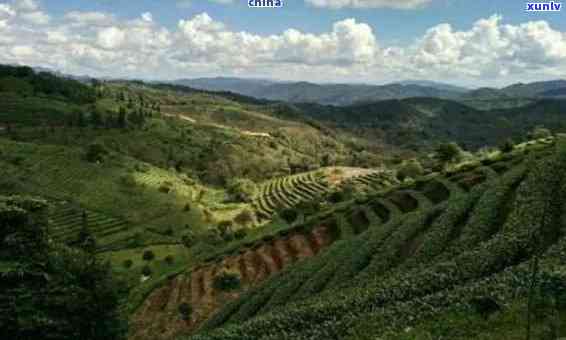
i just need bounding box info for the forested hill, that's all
[292,97,566,150]
[0,65,96,104]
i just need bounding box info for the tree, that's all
[141,265,152,277]
[213,270,241,291]
[228,178,257,203]
[164,255,174,265]
[178,303,192,321]
[76,111,86,128]
[123,259,133,268]
[279,208,298,224]
[234,209,255,226]
[396,159,424,181]
[77,211,97,253]
[142,250,155,261]
[90,110,102,127]
[528,126,552,140]
[435,142,463,163]
[0,196,126,340]
[118,107,127,129]
[499,139,515,153]
[85,143,108,163]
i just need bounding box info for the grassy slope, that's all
[182,138,566,340]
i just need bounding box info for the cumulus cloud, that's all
[305,0,432,9]
[0,0,565,86]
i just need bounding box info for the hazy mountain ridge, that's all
[173,77,566,106]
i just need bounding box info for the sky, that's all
[1,0,566,87]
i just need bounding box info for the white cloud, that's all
[13,0,39,11]
[0,1,565,87]
[305,0,432,9]
[141,12,153,22]
[97,26,126,49]
[0,4,16,19]
[20,10,49,24]
[65,11,115,26]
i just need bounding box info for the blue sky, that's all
[1,0,566,86]
[43,0,566,45]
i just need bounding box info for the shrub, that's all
[142,250,155,261]
[528,126,552,140]
[85,143,108,163]
[183,203,191,212]
[234,209,255,226]
[141,265,152,277]
[396,159,424,181]
[123,259,133,269]
[164,255,174,265]
[202,229,223,246]
[499,139,514,153]
[435,142,463,163]
[178,302,192,321]
[158,181,173,193]
[228,178,257,203]
[119,174,137,187]
[234,229,247,240]
[217,221,233,236]
[279,208,298,224]
[181,231,195,248]
[213,270,241,291]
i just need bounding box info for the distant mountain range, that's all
[172,77,566,106]
[19,66,566,105]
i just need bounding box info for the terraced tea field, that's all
[48,201,130,248]
[179,140,565,340]
[252,172,331,220]
[344,170,398,191]
[130,138,555,340]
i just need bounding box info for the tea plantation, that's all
[172,138,566,340]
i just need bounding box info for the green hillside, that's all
[171,138,565,340]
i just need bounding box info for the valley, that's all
[2,64,566,340]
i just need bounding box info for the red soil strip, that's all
[166,275,184,310]
[190,269,204,307]
[288,233,315,259]
[237,255,248,283]
[257,244,279,275]
[309,226,333,254]
[273,238,295,267]
[243,250,259,283]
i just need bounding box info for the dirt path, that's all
[161,112,271,138]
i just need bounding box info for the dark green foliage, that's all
[213,270,241,291]
[499,139,515,153]
[234,229,247,240]
[141,265,152,277]
[165,255,174,265]
[435,142,463,163]
[182,231,195,248]
[123,259,133,268]
[279,208,299,224]
[0,65,96,104]
[179,302,193,321]
[85,143,108,163]
[528,126,552,140]
[397,159,424,181]
[142,250,155,261]
[234,209,254,226]
[227,178,257,203]
[0,195,125,340]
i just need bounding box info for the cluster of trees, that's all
[0,65,96,104]
[0,196,125,340]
